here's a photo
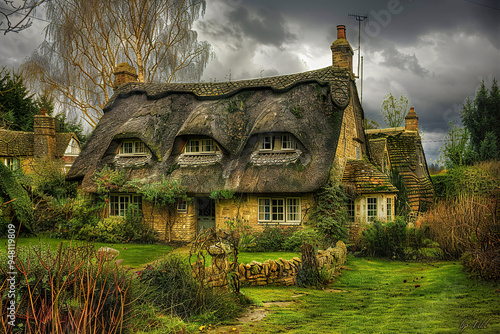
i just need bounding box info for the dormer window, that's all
[258,134,298,152]
[118,140,148,156]
[184,139,219,155]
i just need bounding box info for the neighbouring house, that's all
[0,109,81,173]
[66,25,432,242]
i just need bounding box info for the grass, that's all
[240,255,500,333]
[238,251,300,264]
[0,236,172,269]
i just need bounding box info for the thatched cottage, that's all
[66,25,432,242]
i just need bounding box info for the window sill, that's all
[257,221,301,226]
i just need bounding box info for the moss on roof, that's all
[342,160,398,194]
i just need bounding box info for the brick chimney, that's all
[330,25,354,73]
[113,63,138,90]
[405,107,419,132]
[34,108,56,159]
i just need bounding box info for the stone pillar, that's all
[113,63,138,90]
[405,107,419,132]
[33,108,56,159]
[330,25,354,73]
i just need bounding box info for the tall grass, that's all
[0,242,132,333]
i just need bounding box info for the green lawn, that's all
[240,255,500,333]
[0,237,172,269]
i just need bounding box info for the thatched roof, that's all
[68,66,356,194]
[342,160,398,194]
[0,129,76,157]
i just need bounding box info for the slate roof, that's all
[67,66,357,194]
[0,129,76,157]
[342,160,398,194]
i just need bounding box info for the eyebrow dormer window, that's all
[184,139,219,155]
[258,134,298,152]
[118,140,148,156]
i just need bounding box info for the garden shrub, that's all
[360,217,408,259]
[247,226,297,252]
[283,228,321,252]
[138,254,244,322]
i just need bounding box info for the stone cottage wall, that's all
[215,193,315,233]
[142,201,197,242]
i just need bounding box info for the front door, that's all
[197,197,216,233]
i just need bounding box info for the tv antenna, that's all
[348,13,368,79]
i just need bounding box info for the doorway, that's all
[197,197,215,234]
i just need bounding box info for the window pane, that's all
[178,199,187,212]
[367,198,377,222]
[286,198,300,222]
[347,200,355,221]
[123,142,133,154]
[261,136,272,150]
[202,139,214,153]
[258,198,271,221]
[134,141,145,154]
[272,198,284,221]
[387,198,392,221]
[186,140,200,153]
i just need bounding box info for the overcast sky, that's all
[1,0,499,163]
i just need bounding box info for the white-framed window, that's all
[259,134,298,152]
[258,197,301,224]
[281,135,298,150]
[258,198,271,222]
[367,197,377,222]
[65,138,80,156]
[347,199,355,222]
[184,139,218,155]
[4,158,20,171]
[118,140,148,156]
[387,198,392,222]
[177,199,187,213]
[109,194,142,217]
[261,136,273,150]
[286,198,301,222]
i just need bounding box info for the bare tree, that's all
[21,0,212,127]
[0,0,47,34]
[380,93,409,128]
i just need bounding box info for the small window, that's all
[261,136,273,150]
[281,135,297,150]
[177,199,187,213]
[110,194,142,216]
[347,200,355,222]
[65,138,80,156]
[184,139,218,154]
[387,198,392,221]
[367,197,377,222]
[118,140,148,156]
[4,158,20,171]
[355,146,361,160]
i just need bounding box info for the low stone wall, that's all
[237,241,347,287]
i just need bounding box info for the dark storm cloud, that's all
[379,44,429,76]
[226,6,297,46]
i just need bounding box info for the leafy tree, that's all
[380,93,409,127]
[439,121,473,169]
[461,79,500,162]
[0,67,39,131]
[22,0,212,127]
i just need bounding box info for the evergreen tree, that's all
[0,67,39,131]
[461,79,500,162]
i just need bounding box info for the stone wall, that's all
[235,241,347,287]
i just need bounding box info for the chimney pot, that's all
[337,25,346,39]
[40,108,47,116]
